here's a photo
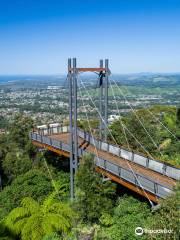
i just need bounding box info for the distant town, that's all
[0,73,180,127]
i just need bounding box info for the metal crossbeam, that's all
[69,67,106,72]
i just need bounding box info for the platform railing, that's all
[35,126,69,135]
[29,131,174,199]
[34,126,180,180]
[77,129,180,181]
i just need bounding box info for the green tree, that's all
[177,107,180,125]
[53,171,70,201]
[0,134,8,187]
[2,149,32,181]
[75,153,116,223]
[0,220,14,240]
[0,116,7,129]
[8,114,34,149]
[110,110,160,153]
[42,233,62,240]
[5,195,75,240]
[110,106,180,166]
[100,196,151,240]
[146,184,180,240]
[0,169,53,219]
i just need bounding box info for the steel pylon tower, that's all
[68,58,110,199]
[99,59,109,141]
[68,58,78,200]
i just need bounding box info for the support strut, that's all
[68,58,110,199]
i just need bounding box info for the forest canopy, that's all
[0,107,179,239]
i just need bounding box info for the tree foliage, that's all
[146,184,180,240]
[177,107,180,125]
[0,109,179,240]
[2,149,32,181]
[4,194,75,240]
[75,153,116,223]
[100,196,151,240]
[0,169,53,219]
[42,232,62,240]
[110,106,180,165]
[8,114,34,149]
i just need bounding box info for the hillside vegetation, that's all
[0,108,179,239]
[109,105,180,166]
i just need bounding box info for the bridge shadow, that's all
[115,181,152,207]
[78,140,90,151]
[43,151,70,172]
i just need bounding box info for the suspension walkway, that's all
[30,126,179,204]
[30,58,180,204]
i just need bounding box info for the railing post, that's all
[99,140,102,150]
[135,174,139,186]
[131,151,134,162]
[119,147,121,157]
[104,159,107,169]
[146,157,150,168]
[118,166,121,177]
[163,164,167,175]
[154,182,158,194]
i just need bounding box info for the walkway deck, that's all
[51,133,175,188]
[31,130,178,203]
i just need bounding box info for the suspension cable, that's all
[77,77,100,164]
[110,77,164,157]
[109,80,130,150]
[110,75,179,142]
[109,79,176,187]
[42,152,61,199]
[82,79,159,161]
[109,77,176,185]
[109,80,156,159]
[79,77,154,206]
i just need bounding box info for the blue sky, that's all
[0,0,180,74]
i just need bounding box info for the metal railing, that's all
[29,131,174,199]
[35,126,69,135]
[77,129,180,181]
[34,126,180,181]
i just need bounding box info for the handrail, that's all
[77,129,180,180]
[31,126,180,180]
[29,131,174,199]
[32,126,180,181]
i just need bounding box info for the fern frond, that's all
[21,197,40,214]
[12,218,27,235]
[49,202,76,219]
[43,213,70,234]
[5,207,29,234]
[21,214,44,240]
[42,193,56,214]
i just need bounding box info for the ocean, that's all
[0,76,26,84]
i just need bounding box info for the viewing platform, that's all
[30,125,179,203]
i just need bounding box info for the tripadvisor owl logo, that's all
[135,227,173,236]
[135,227,144,236]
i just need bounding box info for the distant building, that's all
[47,86,61,90]
[108,115,119,123]
[0,129,5,134]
